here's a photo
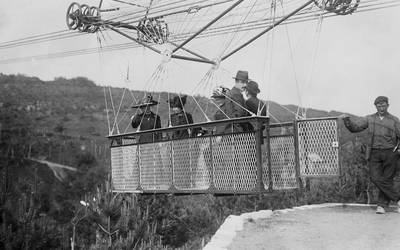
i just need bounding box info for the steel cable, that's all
[0,0,398,64]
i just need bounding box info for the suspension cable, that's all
[103,87,111,135]
[265,0,277,117]
[189,68,214,122]
[1,1,398,65]
[110,87,127,134]
[301,9,324,118]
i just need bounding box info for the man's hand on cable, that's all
[338,113,350,119]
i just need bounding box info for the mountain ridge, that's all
[0,73,343,127]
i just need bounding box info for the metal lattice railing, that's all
[140,142,172,191]
[212,133,258,191]
[173,137,211,190]
[109,117,341,194]
[297,118,340,177]
[111,145,139,191]
[269,136,297,189]
[110,132,260,193]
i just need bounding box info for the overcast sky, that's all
[0,0,399,118]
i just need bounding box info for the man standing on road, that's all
[341,96,400,214]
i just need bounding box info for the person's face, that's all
[375,102,389,115]
[140,105,151,113]
[235,79,247,89]
[242,89,250,99]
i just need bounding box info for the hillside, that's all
[0,72,361,192]
[0,73,345,135]
[0,73,366,249]
[0,72,358,154]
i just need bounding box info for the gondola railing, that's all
[109,116,340,194]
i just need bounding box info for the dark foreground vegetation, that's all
[0,74,377,249]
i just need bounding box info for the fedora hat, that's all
[233,70,249,82]
[168,95,187,109]
[244,80,260,94]
[131,94,158,108]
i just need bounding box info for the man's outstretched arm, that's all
[340,114,369,133]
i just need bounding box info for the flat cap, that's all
[374,96,389,105]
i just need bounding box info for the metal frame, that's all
[221,0,315,61]
[268,122,298,190]
[110,116,269,194]
[296,117,341,178]
[69,0,317,65]
[264,120,273,191]
[109,116,268,145]
[109,116,341,195]
[172,0,244,54]
[293,120,303,189]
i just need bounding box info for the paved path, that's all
[228,205,400,250]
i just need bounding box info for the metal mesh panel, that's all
[212,133,258,191]
[139,142,172,191]
[111,146,139,191]
[173,137,211,190]
[297,119,340,176]
[269,136,298,189]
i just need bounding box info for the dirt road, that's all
[228,205,400,250]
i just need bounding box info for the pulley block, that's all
[313,0,360,15]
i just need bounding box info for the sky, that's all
[0,0,399,118]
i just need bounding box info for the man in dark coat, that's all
[168,95,197,188]
[131,95,165,186]
[243,80,266,116]
[242,80,267,132]
[131,95,161,143]
[168,95,194,139]
[225,70,248,118]
[210,86,230,134]
[219,70,250,133]
[341,96,400,214]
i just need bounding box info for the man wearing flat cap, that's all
[341,96,400,214]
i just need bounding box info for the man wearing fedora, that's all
[341,96,400,214]
[131,94,162,143]
[222,70,250,133]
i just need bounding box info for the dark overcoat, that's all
[170,111,194,139]
[131,111,161,143]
